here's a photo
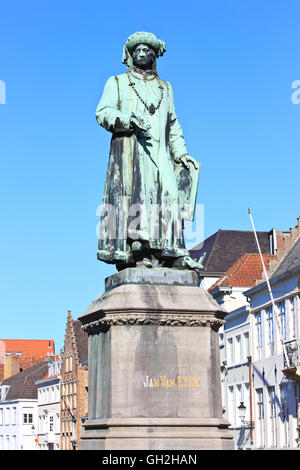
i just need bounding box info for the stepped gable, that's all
[63,311,88,367]
[1,361,48,400]
[189,229,270,274]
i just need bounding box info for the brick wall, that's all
[77,367,88,449]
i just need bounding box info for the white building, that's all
[209,253,274,449]
[245,264,300,449]
[219,306,253,449]
[35,357,61,450]
[0,362,48,450]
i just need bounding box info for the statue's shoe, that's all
[136,258,152,268]
[182,256,203,270]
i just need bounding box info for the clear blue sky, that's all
[0,0,299,352]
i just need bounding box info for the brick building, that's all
[60,311,88,450]
[0,340,55,382]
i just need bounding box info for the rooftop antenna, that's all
[248,208,290,368]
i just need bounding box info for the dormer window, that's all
[0,385,10,401]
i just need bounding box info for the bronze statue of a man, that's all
[96,31,202,271]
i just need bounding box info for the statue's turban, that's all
[123,31,166,61]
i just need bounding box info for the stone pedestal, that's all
[78,268,234,450]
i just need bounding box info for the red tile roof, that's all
[0,339,55,356]
[209,253,276,291]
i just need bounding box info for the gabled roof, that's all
[189,230,270,273]
[0,339,55,356]
[1,362,48,400]
[209,253,276,291]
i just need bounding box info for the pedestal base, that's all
[78,268,234,450]
[80,417,233,450]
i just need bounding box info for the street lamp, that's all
[237,402,255,430]
[238,402,246,424]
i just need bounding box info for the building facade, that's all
[220,306,253,449]
[36,357,61,450]
[0,362,48,450]
[244,217,300,449]
[246,266,300,449]
[60,311,88,450]
[210,253,275,449]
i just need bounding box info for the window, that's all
[242,332,250,362]
[66,355,73,372]
[12,407,16,425]
[227,338,233,366]
[235,335,242,365]
[279,302,286,340]
[219,332,224,347]
[0,385,10,401]
[256,388,264,448]
[5,408,10,425]
[49,415,54,432]
[228,386,234,426]
[23,413,33,424]
[290,297,296,339]
[267,307,274,356]
[280,384,289,447]
[268,386,277,447]
[255,312,262,359]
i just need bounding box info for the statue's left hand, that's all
[180,155,199,171]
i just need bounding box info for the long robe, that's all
[96,70,190,265]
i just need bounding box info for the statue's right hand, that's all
[130,114,151,139]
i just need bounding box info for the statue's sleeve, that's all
[96,76,132,133]
[167,82,188,162]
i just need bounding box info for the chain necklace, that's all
[127,71,164,115]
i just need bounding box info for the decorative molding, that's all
[81,312,225,333]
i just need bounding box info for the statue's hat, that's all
[124,31,166,58]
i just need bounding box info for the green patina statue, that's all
[96,31,203,271]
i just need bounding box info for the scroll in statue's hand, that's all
[180,154,199,171]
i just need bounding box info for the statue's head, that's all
[132,43,156,71]
[122,31,166,72]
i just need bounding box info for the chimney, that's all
[4,354,20,380]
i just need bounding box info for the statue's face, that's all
[132,43,155,69]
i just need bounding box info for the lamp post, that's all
[238,401,255,429]
[238,402,246,424]
[237,401,254,449]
